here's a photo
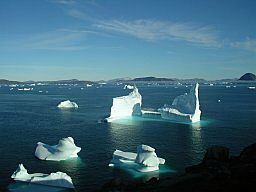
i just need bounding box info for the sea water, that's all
[0,84,255,191]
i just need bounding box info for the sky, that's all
[0,0,255,81]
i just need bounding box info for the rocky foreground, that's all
[96,143,256,192]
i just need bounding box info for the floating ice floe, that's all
[35,137,81,161]
[86,84,92,87]
[57,100,78,109]
[109,144,165,172]
[9,84,18,87]
[248,86,255,89]
[18,88,33,91]
[123,85,134,89]
[11,164,75,189]
[158,83,201,123]
[106,86,142,122]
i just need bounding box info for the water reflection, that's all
[110,162,175,182]
[44,157,85,175]
[8,181,74,192]
[57,157,85,171]
[188,121,204,165]
[58,108,77,121]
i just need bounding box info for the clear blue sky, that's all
[0,0,255,81]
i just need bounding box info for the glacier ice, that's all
[158,83,201,123]
[11,164,74,189]
[109,144,165,172]
[35,137,81,161]
[57,100,78,109]
[106,87,142,122]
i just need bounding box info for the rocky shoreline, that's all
[96,143,256,192]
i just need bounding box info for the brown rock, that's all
[239,143,256,163]
[203,146,229,163]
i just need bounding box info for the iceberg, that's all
[106,87,142,122]
[57,100,78,109]
[109,144,165,172]
[123,85,134,89]
[35,137,81,161]
[158,83,201,123]
[86,84,92,87]
[11,164,74,189]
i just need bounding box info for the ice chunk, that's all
[11,164,74,189]
[106,87,142,122]
[35,137,81,161]
[109,144,165,172]
[86,84,92,87]
[158,83,201,123]
[123,85,134,89]
[18,88,33,91]
[57,100,78,109]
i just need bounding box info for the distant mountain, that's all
[107,77,209,83]
[44,79,94,84]
[0,79,94,85]
[0,79,21,85]
[239,73,256,81]
[176,78,207,83]
[131,76,174,82]
[107,77,132,83]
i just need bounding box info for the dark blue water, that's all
[0,84,255,191]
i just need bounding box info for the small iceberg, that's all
[35,137,81,161]
[86,84,92,87]
[158,83,201,123]
[57,100,78,109]
[109,144,165,172]
[123,85,134,89]
[17,88,33,91]
[248,86,255,89]
[11,164,75,189]
[106,86,142,122]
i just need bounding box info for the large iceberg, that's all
[35,137,81,161]
[57,100,78,109]
[11,164,74,189]
[109,144,165,172]
[158,83,201,123]
[106,87,142,122]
